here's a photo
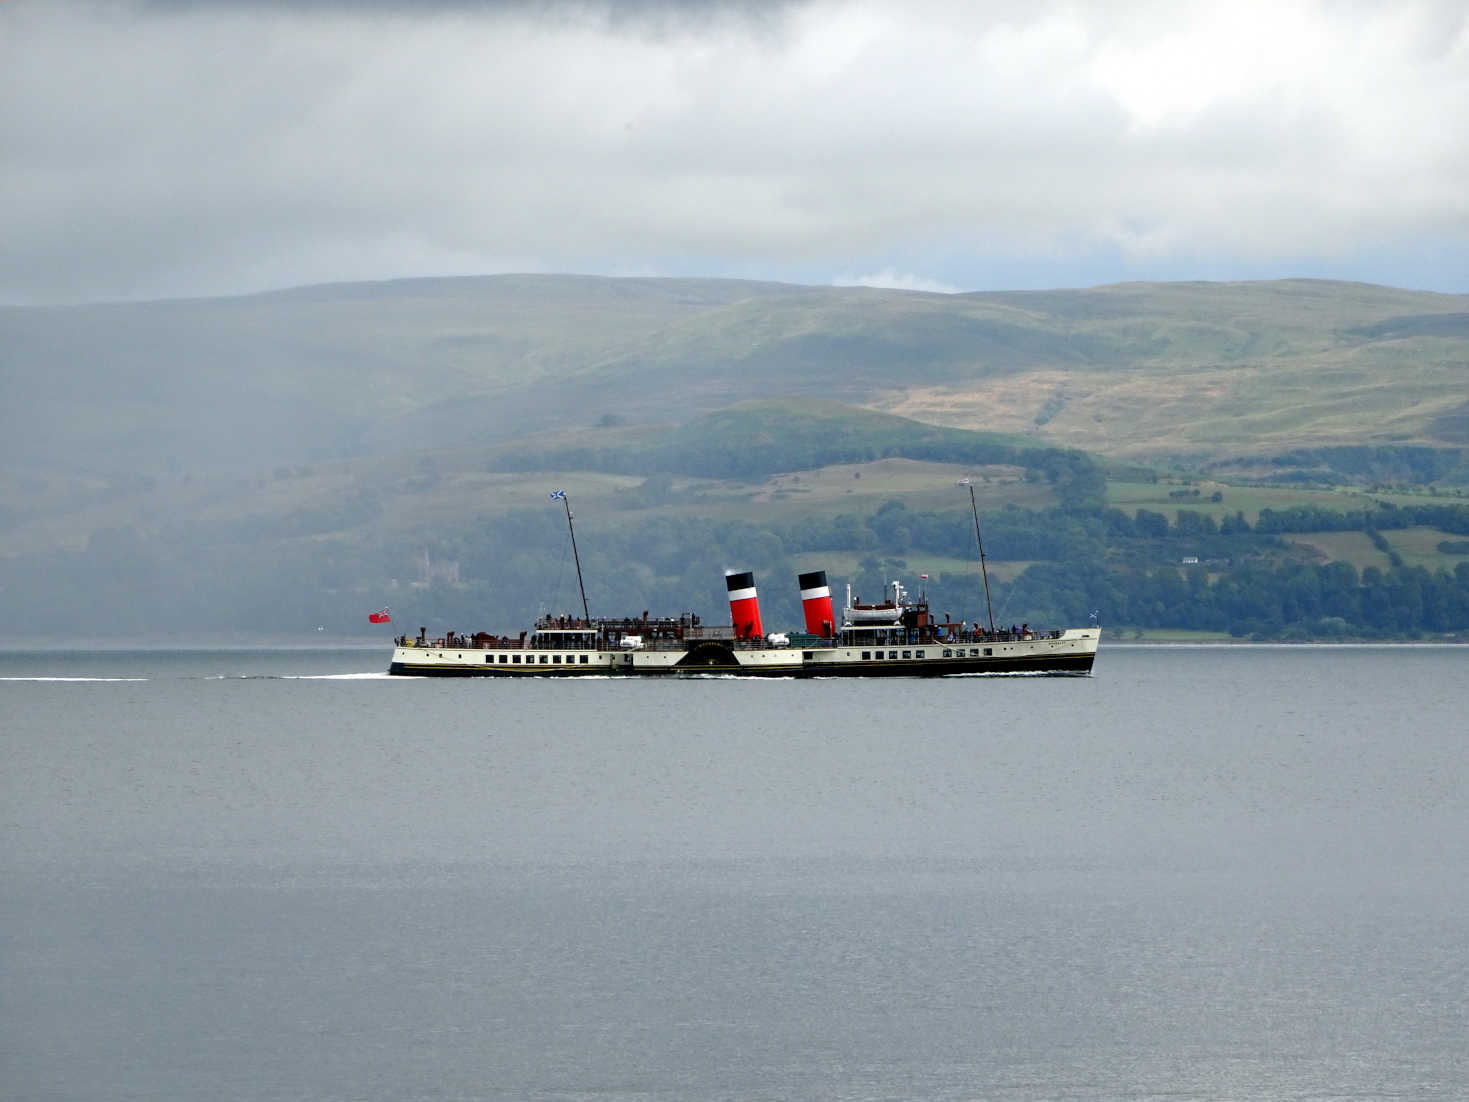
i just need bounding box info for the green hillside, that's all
[3,396,1467,642]
[4,276,1466,483]
[4,276,1469,641]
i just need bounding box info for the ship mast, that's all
[960,479,996,634]
[552,489,591,624]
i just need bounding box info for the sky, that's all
[4,0,1468,304]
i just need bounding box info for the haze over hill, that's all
[4,275,1467,484]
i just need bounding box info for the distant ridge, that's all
[3,274,1466,481]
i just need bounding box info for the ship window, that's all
[902,650,911,659]
[539,655,548,664]
[862,651,871,660]
[916,650,925,658]
[984,648,993,656]
[873,651,882,660]
[485,655,493,663]
[499,655,508,663]
[887,650,897,659]
[942,649,952,658]
[579,655,589,664]
[512,655,521,663]
[553,655,561,664]
[803,651,814,660]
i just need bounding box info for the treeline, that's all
[1206,445,1469,487]
[775,501,1284,565]
[1001,559,1469,639]
[772,501,1115,562]
[7,487,1469,640]
[1261,445,1468,486]
[1252,501,1469,534]
[778,502,1469,637]
[490,402,1107,506]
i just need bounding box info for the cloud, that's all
[2,0,1467,302]
[834,269,960,295]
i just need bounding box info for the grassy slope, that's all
[887,280,1469,460]
[4,276,1467,484]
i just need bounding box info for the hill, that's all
[4,275,1469,641]
[4,276,1467,483]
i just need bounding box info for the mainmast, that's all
[959,479,996,634]
[550,489,591,624]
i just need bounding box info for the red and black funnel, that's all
[725,570,764,640]
[798,570,835,637]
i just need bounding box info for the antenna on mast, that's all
[958,479,996,634]
[549,489,591,623]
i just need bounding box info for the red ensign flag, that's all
[368,608,391,623]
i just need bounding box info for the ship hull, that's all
[388,629,1099,678]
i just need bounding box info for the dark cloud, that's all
[3,0,1466,303]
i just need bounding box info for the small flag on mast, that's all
[368,608,391,624]
[549,489,566,501]
[956,478,971,485]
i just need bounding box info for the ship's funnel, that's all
[798,569,835,637]
[725,570,764,640]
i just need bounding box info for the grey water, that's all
[3,645,1466,1100]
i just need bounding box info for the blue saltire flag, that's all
[549,489,566,501]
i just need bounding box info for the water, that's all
[4,645,1466,1100]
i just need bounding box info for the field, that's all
[1378,527,1469,570]
[1283,531,1396,571]
[1106,479,1466,525]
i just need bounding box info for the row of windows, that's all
[855,648,993,659]
[486,653,593,665]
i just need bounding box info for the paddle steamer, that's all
[385,485,1099,678]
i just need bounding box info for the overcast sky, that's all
[4,0,1467,303]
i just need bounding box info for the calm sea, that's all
[3,645,1466,1101]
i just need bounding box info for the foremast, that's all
[959,478,996,635]
[550,488,591,625]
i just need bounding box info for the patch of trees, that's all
[1005,559,1469,639]
[1254,445,1468,486]
[1253,502,1469,534]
